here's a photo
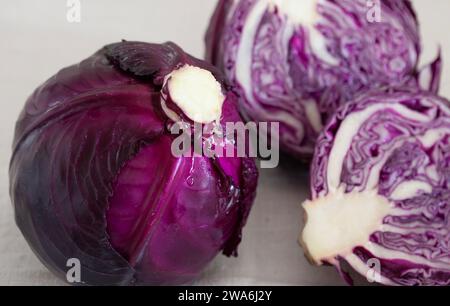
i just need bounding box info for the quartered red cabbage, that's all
[9,41,258,285]
[206,0,442,158]
[301,89,450,286]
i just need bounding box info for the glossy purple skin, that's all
[309,89,450,285]
[9,42,258,285]
[206,0,441,159]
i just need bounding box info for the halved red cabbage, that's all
[301,89,450,286]
[206,0,441,158]
[9,41,258,285]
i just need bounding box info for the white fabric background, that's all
[0,0,449,286]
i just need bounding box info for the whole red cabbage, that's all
[206,0,442,158]
[301,88,450,286]
[9,41,258,285]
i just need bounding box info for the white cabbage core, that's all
[301,188,392,264]
[270,0,318,26]
[269,0,336,65]
[165,65,224,124]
